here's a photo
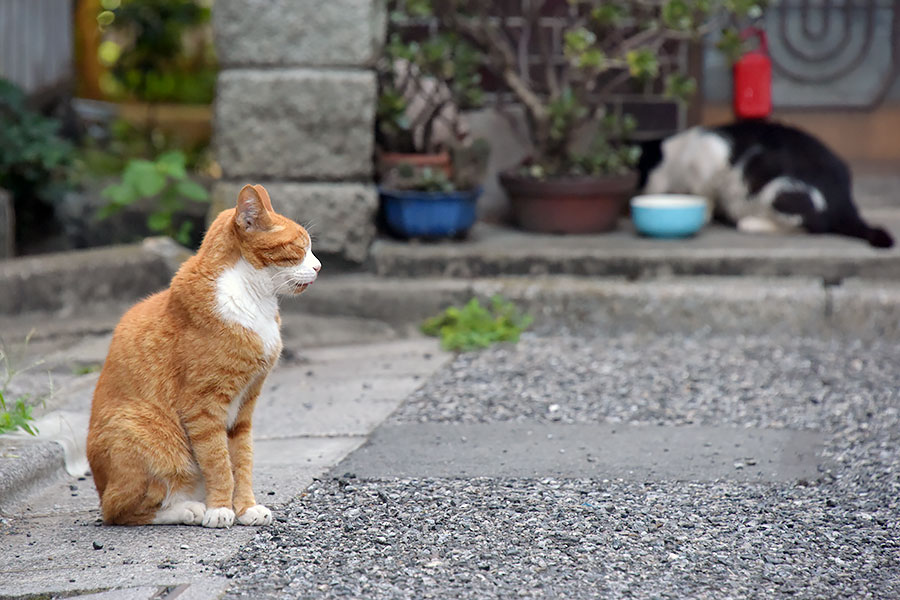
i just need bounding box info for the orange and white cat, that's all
[87,184,320,527]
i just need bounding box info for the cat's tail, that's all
[839,216,895,249]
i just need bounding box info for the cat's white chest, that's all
[214,258,282,356]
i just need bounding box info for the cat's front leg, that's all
[184,406,236,528]
[228,381,272,526]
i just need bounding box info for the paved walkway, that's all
[0,314,448,599]
[3,320,898,599]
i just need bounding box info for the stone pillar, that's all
[0,189,13,259]
[211,0,385,263]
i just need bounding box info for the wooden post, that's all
[74,0,104,99]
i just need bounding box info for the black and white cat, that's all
[637,121,894,248]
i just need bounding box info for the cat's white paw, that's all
[181,501,206,525]
[237,505,273,526]
[202,506,235,528]
[152,500,207,525]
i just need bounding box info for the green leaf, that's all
[155,150,187,179]
[625,49,659,80]
[664,73,698,103]
[563,27,596,57]
[147,211,171,233]
[175,221,194,245]
[591,4,626,27]
[123,159,166,197]
[579,48,606,70]
[100,182,134,208]
[662,0,693,30]
[174,178,208,202]
[716,28,745,64]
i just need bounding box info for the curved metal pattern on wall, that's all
[765,0,900,109]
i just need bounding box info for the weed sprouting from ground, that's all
[421,296,533,352]
[0,331,51,435]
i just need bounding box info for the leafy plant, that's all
[0,79,74,245]
[0,392,38,436]
[422,296,533,352]
[73,118,212,181]
[0,333,48,436]
[100,150,208,245]
[377,0,487,156]
[97,0,215,104]
[417,0,767,178]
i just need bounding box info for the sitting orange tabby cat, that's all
[87,184,320,527]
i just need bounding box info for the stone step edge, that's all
[293,275,900,340]
[0,238,188,315]
[0,437,67,516]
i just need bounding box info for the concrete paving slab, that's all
[829,278,900,339]
[337,423,826,482]
[65,585,160,600]
[255,338,448,437]
[252,436,365,506]
[255,369,429,438]
[277,312,404,347]
[0,509,243,598]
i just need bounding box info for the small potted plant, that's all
[376,5,489,238]
[429,0,765,233]
[379,140,489,238]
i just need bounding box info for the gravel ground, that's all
[221,477,899,600]
[393,333,898,432]
[221,332,900,599]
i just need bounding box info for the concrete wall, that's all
[210,0,385,263]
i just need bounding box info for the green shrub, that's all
[98,0,216,104]
[422,296,533,352]
[99,150,209,245]
[0,79,74,245]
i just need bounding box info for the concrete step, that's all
[296,274,900,340]
[370,217,900,280]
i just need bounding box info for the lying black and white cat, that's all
[637,121,894,248]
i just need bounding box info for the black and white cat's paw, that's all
[737,216,782,234]
[202,506,235,528]
[237,505,272,526]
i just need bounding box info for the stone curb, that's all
[372,238,900,281]
[0,436,66,516]
[295,274,900,340]
[0,238,189,315]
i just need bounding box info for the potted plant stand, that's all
[500,172,637,234]
[380,187,480,239]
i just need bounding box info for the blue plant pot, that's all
[381,188,480,239]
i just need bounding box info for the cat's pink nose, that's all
[313,264,321,273]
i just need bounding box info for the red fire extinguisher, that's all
[733,27,772,120]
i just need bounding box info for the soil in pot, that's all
[500,172,638,234]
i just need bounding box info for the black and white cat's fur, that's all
[638,121,894,248]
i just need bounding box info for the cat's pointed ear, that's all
[236,184,273,232]
[252,184,274,213]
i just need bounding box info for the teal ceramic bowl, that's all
[631,194,708,238]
